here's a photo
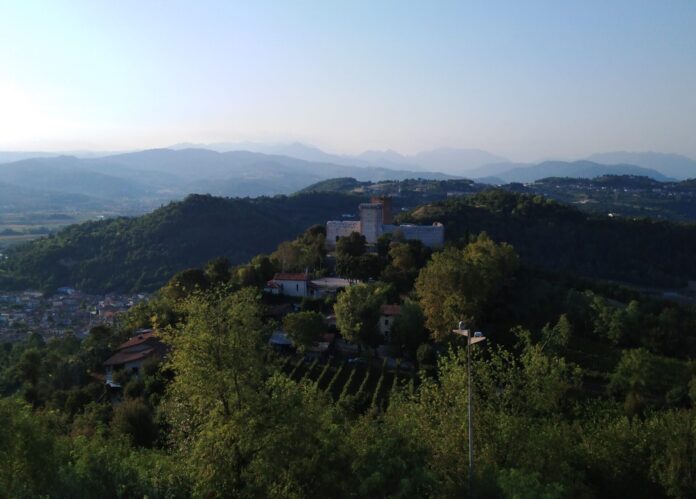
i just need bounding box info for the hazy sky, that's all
[1,1,695,161]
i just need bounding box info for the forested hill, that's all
[298,175,696,222]
[403,190,696,287]
[0,193,364,293]
[3,189,696,294]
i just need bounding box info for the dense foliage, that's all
[0,192,363,293]
[405,189,696,287]
[4,189,696,497]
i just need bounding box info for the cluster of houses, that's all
[0,288,147,343]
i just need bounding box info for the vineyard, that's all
[280,355,416,411]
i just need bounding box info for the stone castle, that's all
[326,196,444,249]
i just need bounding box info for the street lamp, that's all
[453,321,486,495]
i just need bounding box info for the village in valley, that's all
[0,288,148,343]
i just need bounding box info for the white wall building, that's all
[265,273,310,297]
[265,274,352,298]
[326,197,444,249]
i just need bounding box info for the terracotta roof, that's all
[271,273,309,281]
[380,304,401,316]
[103,348,155,367]
[117,331,156,350]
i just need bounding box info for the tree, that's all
[160,287,356,497]
[336,232,370,281]
[540,314,572,355]
[381,242,419,292]
[0,399,60,496]
[160,287,270,495]
[272,241,304,272]
[608,348,655,416]
[17,348,42,387]
[111,398,157,448]
[336,232,366,258]
[282,311,325,352]
[161,287,267,422]
[390,301,428,358]
[334,284,385,349]
[415,234,518,340]
[204,257,232,285]
[161,268,209,301]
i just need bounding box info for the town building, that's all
[326,196,444,249]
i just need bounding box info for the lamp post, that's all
[453,321,486,495]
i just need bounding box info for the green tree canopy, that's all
[415,234,519,340]
[334,284,387,349]
[282,311,326,352]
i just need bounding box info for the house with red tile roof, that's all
[103,329,167,388]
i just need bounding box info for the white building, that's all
[326,196,444,249]
[265,273,352,298]
[264,273,310,297]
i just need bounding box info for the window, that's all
[384,319,389,326]
[296,284,299,291]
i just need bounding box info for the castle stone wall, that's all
[382,223,444,248]
[326,220,361,249]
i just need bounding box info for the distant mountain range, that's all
[0,145,694,216]
[169,142,510,174]
[471,160,673,184]
[585,152,696,180]
[0,148,455,214]
[169,142,696,179]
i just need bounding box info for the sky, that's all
[0,0,695,162]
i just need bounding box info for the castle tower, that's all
[370,195,393,224]
[359,203,383,243]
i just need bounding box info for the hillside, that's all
[514,175,696,221]
[0,148,455,204]
[403,190,696,287]
[4,186,696,294]
[0,192,365,293]
[474,160,671,184]
[587,151,696,179]
[299,175,696,222]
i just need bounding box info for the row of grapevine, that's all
[370,359,388,410]
[324,363,344,395]
[277,354,418,410]
[314,361,332,388]
[288,357,304,379]
[301,358,319,382]
[355,367,371,398]
[338,367,358,402]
